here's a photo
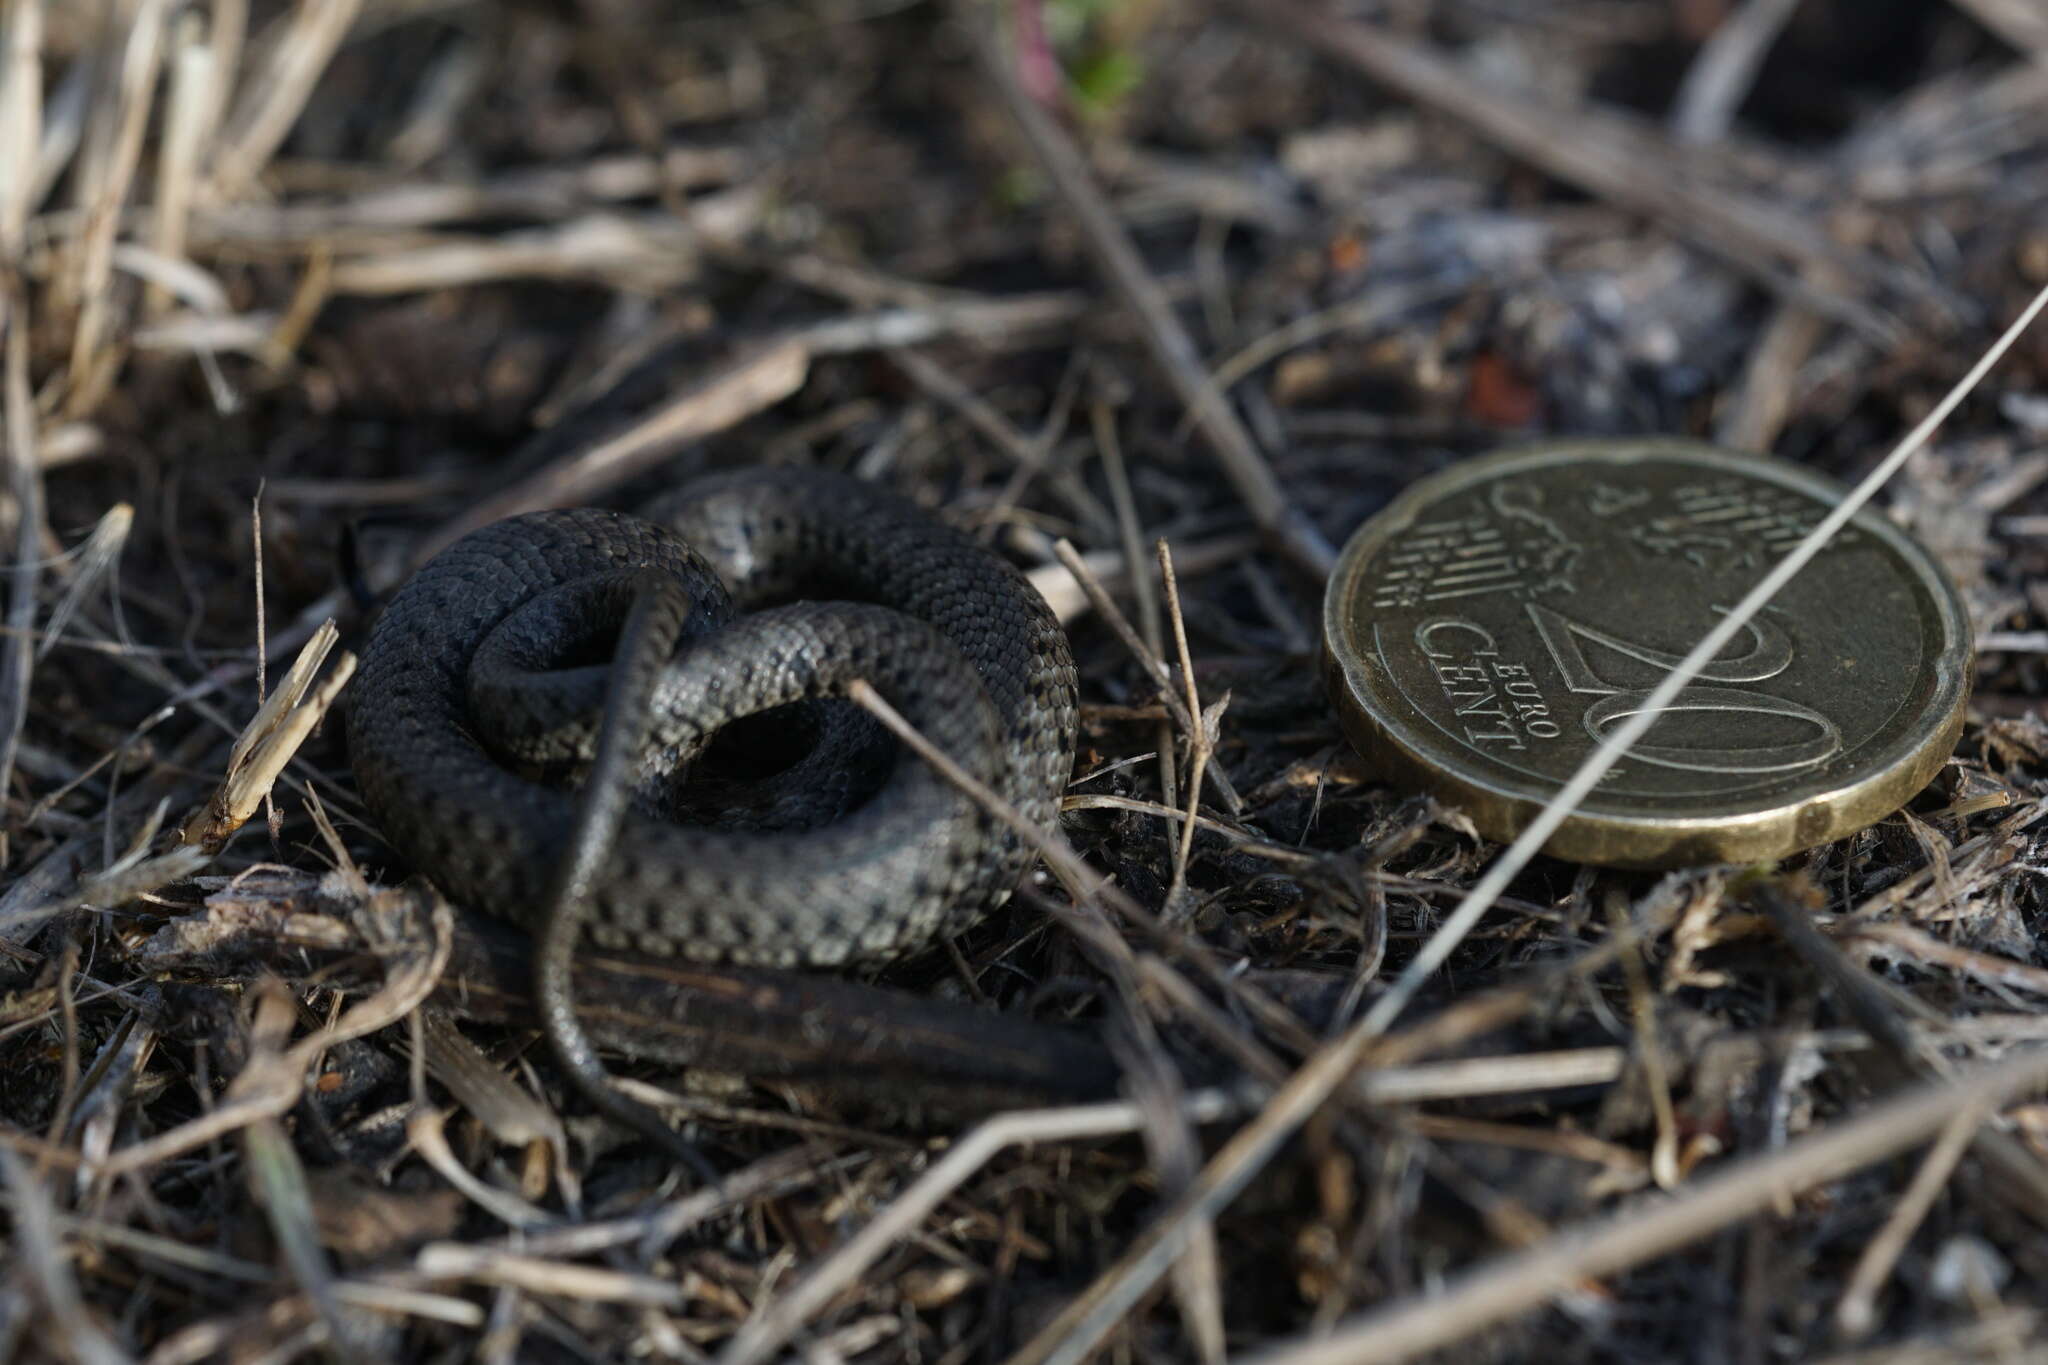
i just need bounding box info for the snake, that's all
[346,467,1080,1149]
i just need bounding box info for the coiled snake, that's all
[347,468,1080,1149]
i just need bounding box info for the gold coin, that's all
[1321,440,1971,868]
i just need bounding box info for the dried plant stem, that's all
[0,1148,128,1365]
[1832,1098,1988,1341]
[1669,0,1803,145]
[0,0,43,260]
[147,12,215,315]
[207,0,360,199]
[1159,540,1208,900]
[1093,397,1177,819]
[0,295,39,840]
[1608,888,1681,1188]
[65,0,171,416]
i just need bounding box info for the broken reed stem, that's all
[206,0,361,200]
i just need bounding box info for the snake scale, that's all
[347,468,1080,1144]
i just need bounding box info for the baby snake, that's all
[347,468,1080,1150]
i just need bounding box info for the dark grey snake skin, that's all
[346,468,1080,971]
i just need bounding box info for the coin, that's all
[1321,439,1971,868]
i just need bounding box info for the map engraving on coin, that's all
[1322,440,1972,867]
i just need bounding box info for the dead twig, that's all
[0,289,39,827]
[1832,1098,1989,1341]
[1669,0,1804,145]
[1159,540,1217,904]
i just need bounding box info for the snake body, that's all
[347,468,1079,972]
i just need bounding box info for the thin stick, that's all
[0,0,44,260]
[1608,888,1680,1188]
[891,345,1048,473]
[206,0,361,199]
[1026,532,1259,626]
[64,0,171,417]
[411,337,809,570]
[1669,0,1803,145]
[1094,396,1177,822]
[251,486,266,705]
[148,12,213,315]
[1832,1099,1988,1341]
[0,292,39,824]
[1053,539,1196,735]
[1159,540,1208,899]
[200,0,247,166]
[1094,400,1162,658]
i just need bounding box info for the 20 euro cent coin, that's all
[1321,440,1971,868]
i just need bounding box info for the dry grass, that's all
[6,1,2048,1361]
